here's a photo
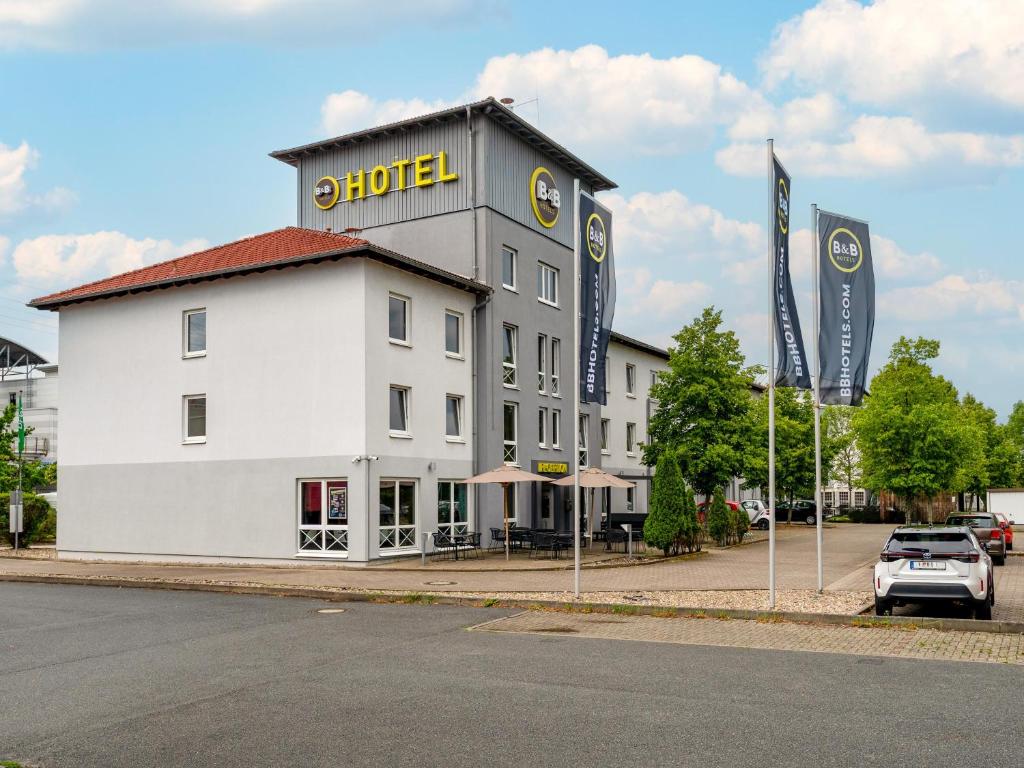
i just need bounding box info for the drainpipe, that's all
[353,455,378,561]
[467,105,479,281]
[470,291,492,532]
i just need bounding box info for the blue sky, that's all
[2,0,1022,417]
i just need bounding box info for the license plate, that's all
[910,560,945,570]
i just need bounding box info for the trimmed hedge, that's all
[0,491,54,546]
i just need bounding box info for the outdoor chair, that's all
[488,527,506,551]
[462,531,482,559]
[431,531,456,561]
[531,532,564,560]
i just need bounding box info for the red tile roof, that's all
[30,227,371,308]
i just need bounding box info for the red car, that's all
[696,499,740,525]
[995,513,1014,551]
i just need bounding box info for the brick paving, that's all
[476,610,1024,665]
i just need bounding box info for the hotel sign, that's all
[314,151,459,210]
[535,461,569,475]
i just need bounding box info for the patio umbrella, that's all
[464,465,551,560]
[551,468,635,543]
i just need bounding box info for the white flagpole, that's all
[812,203,824,592]
[573,178,582,599]
[767,139,777,610]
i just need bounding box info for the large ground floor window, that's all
[298,479,348,554]
[438,480,470,536]
[380,479,417,551]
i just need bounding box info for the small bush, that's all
[644,454,687,556]
[0,492,53,547]
[706,488,731,546]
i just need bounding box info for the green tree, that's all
[744,387,834,523]
[824,406,860,511]
[853,337,970,523]
[676,482,702,553]
[644,307,761,504]
[1006,400,1024,448]
[706,487,731,546]
[0,402,54,493]
[643,453,687,556]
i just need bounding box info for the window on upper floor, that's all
[538,406,548,448]
[537,262,559,306]
[183,309,206,357]
[600,418,610,454]
[502,324,518,387]
[537,334,547,394]
[445,394,463,440]
[626,364,636,396]
[503,401,518,465]
[389,385,410,436]
[502,246,517,291]
[183,394,206,443]
[551,409,561,449]
[550,338,561,396]
[445,310,462,357]
[578,414,589,468]
[389,294,410,344]
[626,422,637,456]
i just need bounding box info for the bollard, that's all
[422,532,428,566]
[624,523,632,558]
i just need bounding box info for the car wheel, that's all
[994,555,1005,566]
[805,513,816,525]
[874,597,891,616]
[1007,541,1013,551]
[758,519,769,530]
[974,600,992,620]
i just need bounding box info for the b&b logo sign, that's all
[827,227,864,273]
[586,213,607,263]
[530,166,560,228]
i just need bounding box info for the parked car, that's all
[741,500,770,529]
[944,513,1006,565]
[994,512,1014,551]
[775,499,818,525]
[696,499,740,524]
[874,526,995,619]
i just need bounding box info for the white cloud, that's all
[320,45,767,153]
[0,235,9,267]
[880,274,1024,322]
[763,0,1024,112]
[0,0,482,49]
[320,91,454,139]
[12,231,208,289]
[717,116,1024,178]
[616,266,711,326]
[0,140,74,215]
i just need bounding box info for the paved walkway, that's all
[476,610,1024,665]
[0,524,884,593]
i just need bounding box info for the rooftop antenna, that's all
[499,96,541,126]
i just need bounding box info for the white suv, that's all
[873,526,995,620]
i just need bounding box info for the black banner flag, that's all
[817,211,875,406]
[772,155,811,389]
[578,192,616,405]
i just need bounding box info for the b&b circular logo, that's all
[827,227,863,273]
[586,213,607,263]
[529,166,560,228]
[313,176,340,210]
[777,177,789,235]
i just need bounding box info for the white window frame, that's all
[551,409,561,449]
[378,478,418,552]
[839,490,850,505]
[182,394,206,444]
[503,401,519,465]
[537,262,559,307]
[297,478,349,557]
[389,385,411,438]
[650,370,659,388]
[437,479,471,537]
[388,293,411,346]
[501,246,517,291]
[626,422,637,456]
[600,418,610,455]
[550,338,561,397]
[182,308,206,358]
[444,310,463,358]
[504,483,518,527]
[626,364,637,397]
[502,323,518,388]
[537,333,547,394]
[445,394,464,441]
[538,406,548,448]
[626,486,635,513]
[578,414,589,468]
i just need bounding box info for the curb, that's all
[4,572,1023,635]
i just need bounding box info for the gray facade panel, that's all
[298,120,471,232]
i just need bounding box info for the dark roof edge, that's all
[30,244,490,311]
[609,330,669,360]
[269,97,616,191]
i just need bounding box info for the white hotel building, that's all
[32,99,669,564]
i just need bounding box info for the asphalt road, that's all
[2,583,1022,768]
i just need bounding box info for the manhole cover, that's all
[424,580,458,586]
[316,608,346,614]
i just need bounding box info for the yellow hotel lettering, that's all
[537,462,568,474]
[337,151,459,205]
